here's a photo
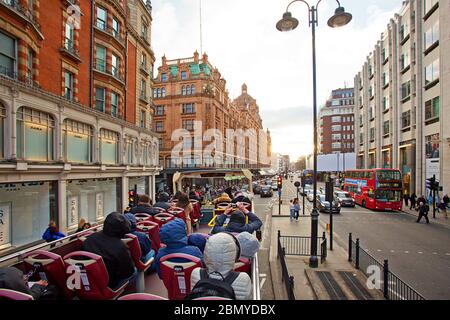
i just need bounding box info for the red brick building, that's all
[0,0,159,248]
[319,88,355,154]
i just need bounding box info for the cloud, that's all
[151,0,403,159]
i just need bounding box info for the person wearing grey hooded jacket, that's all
[190,233,252,300]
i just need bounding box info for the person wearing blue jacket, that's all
[211,203,262,235]
[155,219,203,278]
[42,221,65,242]
[124,213,154,263]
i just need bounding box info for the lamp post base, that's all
[309,255,319,268]
[309,207,320,268]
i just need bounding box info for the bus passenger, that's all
[211,203,262,235]
[154,192,171,211]
[155,219,203,278]
[190,233,252,300]
[124,213,154,263]
[130,194,154,215]
[42,221,65,242]
[0,267,48,300]
[176,193,193,235]
[82,212,136,289]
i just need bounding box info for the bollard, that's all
[383,260,389,300]
[348,233,352,262]
[355,238,360,269]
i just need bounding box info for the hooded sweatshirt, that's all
[155,219,203,278]
[212,211,262,235]
[190,233,252,300]
[124,213,152,257]
[82,212,135,289]
[0,267,46,300]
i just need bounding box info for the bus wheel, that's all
[362,200,366,208]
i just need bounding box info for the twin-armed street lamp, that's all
[276,0,352,268]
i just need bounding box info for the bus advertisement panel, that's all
[343,169,403,211]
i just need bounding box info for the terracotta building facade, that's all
[0,0,159,252]
[152,51,271,181]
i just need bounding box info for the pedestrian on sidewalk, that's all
[417,195,426,210]
[289,200,295,222]
[438,201,447,219]
[410,192,417,210]
[293,198,300,221]
[416,202,430,224]
[403,192,410,208]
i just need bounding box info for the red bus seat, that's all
[23,249,73,299]
[167,207,187,223]
[118,293,167,300]
[0,289,34,300]
[121,234,154,293]
[153,213,175,228]
[134,213,153,222]
[234,257,252,275]
[159,253,202,300]
[136,221,162,253]
[63,251,128,300]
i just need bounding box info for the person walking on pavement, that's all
[410,192,417,210]
[416,202,430,224]
[443,194,450,219]
[293,198,300,221]
[416,195,426,210]
[403,192,410,208]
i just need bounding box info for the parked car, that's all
[307,190,315,202]
[271,183,278,191]
[334,191,355,207]
[260,186,273,198]
[317,194,341,214]
[253,183,262,195]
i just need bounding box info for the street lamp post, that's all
[276,0,352,268]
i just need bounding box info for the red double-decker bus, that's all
[343,169,403,211]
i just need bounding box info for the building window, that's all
[383,96,389,111]
[0,103,5,158]
[140,110,146,128]
[161,73,167,82]
[95,87,105,112]
[382,72,389,86]
[383,120,390,136]
[99,129,118,165]
[369,106,374,120]
[141,53,147,69]
[182,103,195,114]
[424,21,439,51]
[401,111,411,129]
[400,23,408,41]
[158,138,163,150]
[155,121,164,132]
[424,0,439,15]
[0,181,58,248]
[111,91,119,117]
[96,6,107,30]
[125,137,135,164]
[425,59,439,86]
[182,119,194,131]
[112,17,120,39]
[0,31,16,77]
[400,52,409,70]
[425,133,440,159]
[401,81,411,100]
[65,22,74,51]
[141,22,148,40]
[111,53,120,78]
[66,178,120,227]
[26,48,33,80]
[332,142,341,149]
[369,128,375,142]
[181,71,187,80]
[140,79,147,100]
[62,119,93,163]
[425,96,439,123]
[64,71,74,100]
[368,86,373,98]
[331,125,341,132]
[382,150,391,168]
[155,105,165,116]
[381,47,387,61]
[95,45,106,72]
[161,87,166,97]
[181,85,186,96]
[16,107,55,161]
[331,116,341,123]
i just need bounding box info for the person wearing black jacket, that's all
[0,267,48,300]
[416,202,430,224]
[153,192,171,210]
[410,193,417,210]
[82,212,136,289]
[211,203,262,235]
[124,213,154,262]
[130,194,154,215]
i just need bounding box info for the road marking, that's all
[377,249,382,252]
[446,253,450,256]
[404,251,409,254]
[390,250,395,253]
[433,252,438,255]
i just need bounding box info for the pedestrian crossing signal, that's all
[426,177,439,191]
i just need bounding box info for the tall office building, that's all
[354,0,449,195]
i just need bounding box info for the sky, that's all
[151,0,404,160]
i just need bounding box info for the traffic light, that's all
[277,176,283,190]
[128,190,136,207]
[426,176,439,191]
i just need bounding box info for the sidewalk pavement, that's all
[268,202,384,300]
[402,206,450,227]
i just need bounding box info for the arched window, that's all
[157,88,161,98]
[0,103,5,159]
[182,85,186,96]
[186,85,191,95]
[161,87,166,97]
[191,85,196,95]
[62,119,93,163]
[16,107,55,161]
[99,128,119,165]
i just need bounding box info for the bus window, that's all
[376,190,402,202]
[376,170,401,181]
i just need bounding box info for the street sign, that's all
[294,181,301,188]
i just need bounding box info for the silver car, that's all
[334,191,355,207]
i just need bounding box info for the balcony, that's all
[0,67,39,88]
[60,39,81,62]
[139,93,149,103]
[1,0,41,32]
[140,63,150,76]
[140,33,150,46]
[94,22,126,48]
[93,60,125,85]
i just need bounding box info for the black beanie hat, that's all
[229,211,246,226]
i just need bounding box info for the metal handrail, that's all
[251,253,261,300]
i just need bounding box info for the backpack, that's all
[186,269,239,300]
